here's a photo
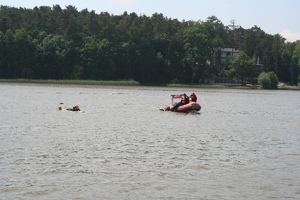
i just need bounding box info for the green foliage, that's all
[35,34,72,79]
[0,5,299,85]
[293,41,300,84]
[225,51,256,85]
[258,71,278,89]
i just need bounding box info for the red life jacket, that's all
[190,93,197,102]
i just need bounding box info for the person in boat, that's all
[73,105,80,111]
[189,93,197,102]
[171,93,189,111]
[63,105,81,111]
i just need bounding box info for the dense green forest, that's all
[0,5,300,85]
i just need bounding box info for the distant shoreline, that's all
[0,79,249,89]
[0,79,140,86]
[0,79,299,90]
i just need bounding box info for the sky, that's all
[1,0,300,42]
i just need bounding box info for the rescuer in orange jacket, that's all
[189,93,197,102]
[171,93,189,111]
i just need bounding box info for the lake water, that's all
[0,83,300,200]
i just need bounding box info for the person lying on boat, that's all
[189,93,197,102]
[171,93,189,111]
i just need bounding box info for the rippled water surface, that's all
[0,83,300,199]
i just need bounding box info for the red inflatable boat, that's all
[160,94,201,113]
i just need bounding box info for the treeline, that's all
[0,5,299,84]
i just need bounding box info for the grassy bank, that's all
[165,83,249,89]
[1,79,299,90]
[0,79,250,89]
[0,79,140,86]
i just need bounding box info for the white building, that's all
[220,48,239,63]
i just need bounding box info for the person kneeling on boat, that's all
[189,93,197,102]
[171,93,189,111]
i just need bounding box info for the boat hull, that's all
[165,102,201,112]
[59,107,84,113]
